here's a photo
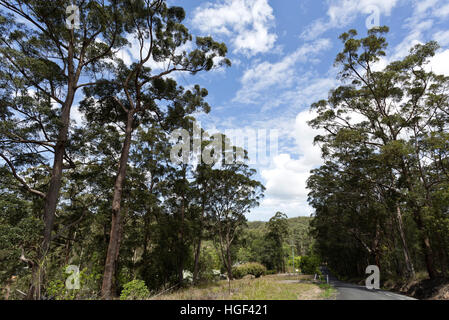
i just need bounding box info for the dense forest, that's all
[1,0,448,302]
[0,0,267,300]
[307,27,449,283]
[237,216,314,272]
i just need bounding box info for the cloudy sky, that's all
[158,0,449,221]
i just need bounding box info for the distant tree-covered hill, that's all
[234,216,315,272]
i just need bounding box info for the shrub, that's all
[46,266,101,300]
[120,280,150,300]
[232,262,267,279]
[299,255,320,275]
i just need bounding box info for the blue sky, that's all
[156,0,449,221]
[75,0,449,221]
[3,1,449,221]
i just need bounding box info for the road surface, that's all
[320,267,416,300]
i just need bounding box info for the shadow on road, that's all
[319,267,416,300]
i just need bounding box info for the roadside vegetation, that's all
[153,274,334,300]
[307,27,449,298]
[1,0,447,301]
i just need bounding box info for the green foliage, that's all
[46,267,102,300]
[299,256,320,275]
[5,0,446,303]
[120,280,150,300]
[264,212,289,272]
[232,263,267,279]
[235,216,314,273]
[196,244,222,282]
[308,26,449,281]
[287,256,302,270]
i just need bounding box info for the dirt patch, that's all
[277,280,303,284]
[301,286,323,300]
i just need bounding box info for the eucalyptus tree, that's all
[79,0,230,298]
[0,0,128,299]
[265,212,288,272]
[307,156,398,277]
[207,158,265,280]
[309,26,449,279]
[191,159,214,284]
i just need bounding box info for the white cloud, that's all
[408,0,449,22]
[192,0,277,56]
[234,39,332,104]
[253,109,324,218]
[434,30,449,46]
[71,105,84,127]
[434,3,449,18]
[300,0,399,40]
[391,19,433,60]
[428,49,449,76]
[389,1,449,62]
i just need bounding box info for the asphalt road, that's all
[319,267,416,300]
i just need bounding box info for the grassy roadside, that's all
[318,283,337,299]
[152,274,336,300]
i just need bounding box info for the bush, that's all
[299,255,320,275]
[232,262,267,279]
[120,280,150,300]
[46,266,101,300]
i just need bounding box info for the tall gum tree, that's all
[0,0,128,299]
[309,27,449,279]
[79,0,230,299]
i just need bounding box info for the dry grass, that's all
[152,274,331,300]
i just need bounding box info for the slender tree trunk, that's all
[29,83,77,300]
[178,201,185,285]
[372,223,381,268]
[27,263,41,300]
[395,206,415,279]
[436,233,448,276]
[143,180,154,256]
[27,41,78,299]
[226,234,233,280]
[413,208,436,279]
[193,205,205,284]
[400,162,437,279]
[422,235,436,279]
[42,47,77,254]
[193,239,202,282]
[101,113,134,299]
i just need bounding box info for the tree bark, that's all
[41,44,77,255]
[101,112,134,299]
[225,233,233,280]
[400,161,437,279]
[226,246,233,280]
[178,201,185,285]
[28,75,77,300]
[395,206,415,279]
[413,208,436,279]
[193,205,205,284]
